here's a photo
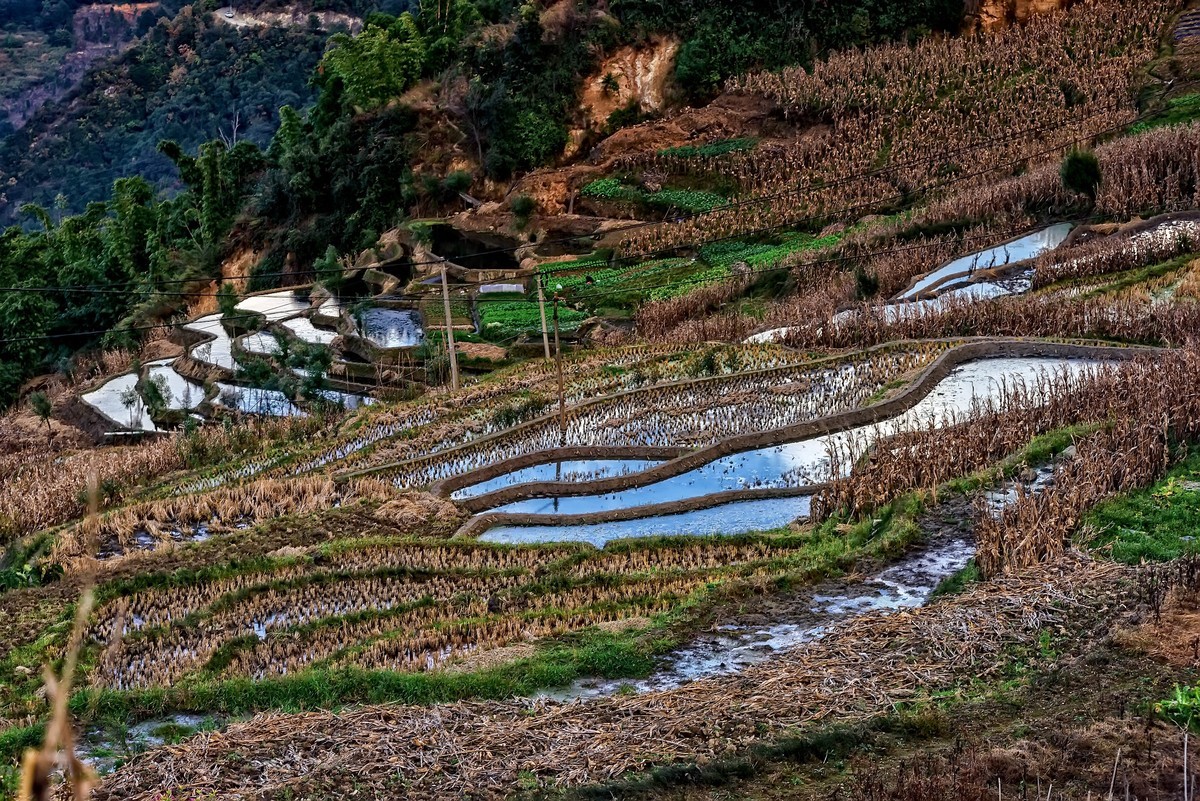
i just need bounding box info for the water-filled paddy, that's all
[358,308,424,349]
[898,224,1072,300]
[483,357,1104,520]
[214,383,306,417]
[280,317,339,346]
[452,459,665,500]
[145,359,205,410]
[240,331,282,355]
[482,496,813,547]
[81,372,158,431]
[182,313,236,370]
[538,536,976,699]
[234,290,312,321]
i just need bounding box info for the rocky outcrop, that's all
[969,0,1072,29]
[579,36,681,130]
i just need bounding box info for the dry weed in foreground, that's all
[18,588,95,801]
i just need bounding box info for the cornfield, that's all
[619,0,1170,256]
[976,421,1173,576]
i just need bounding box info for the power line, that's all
[11,89,1163,297]
[0,90,1176,344]
[0,213,1106,345]
[0,99,1145,306]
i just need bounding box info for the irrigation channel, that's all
[473,354,1111,545]
[543,532,977,701]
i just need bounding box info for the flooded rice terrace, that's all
[452,459,667,501]
[484,497,814,548]
[478,356,1107,539]
[747,224,1074,344]
[898,224,1074,300]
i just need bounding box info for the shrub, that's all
[1060,149,1102,201]
[511,194,537,220]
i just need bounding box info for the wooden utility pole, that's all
[440,264,460,391]
[553,296,566,443]
[536,274,551,360]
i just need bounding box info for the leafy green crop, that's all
[1156,685,1200,732]
[581,178,643,202]
[647,188,727,213]
[479,300,588,342]
[580,180,728,213]
[658,137,759,159]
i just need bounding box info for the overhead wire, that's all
[0,85,1182,345]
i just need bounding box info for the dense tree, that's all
[1061,149,1103,202]
[320,16,426,111]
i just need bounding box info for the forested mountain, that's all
[0,8,333,222]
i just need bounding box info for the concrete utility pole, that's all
[553,294,566,444]
[537,273,551,360]
[440,264,460,391]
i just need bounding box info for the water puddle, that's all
[540,536,976,701]
[981,463,1059,515]
[77,714,216,775]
